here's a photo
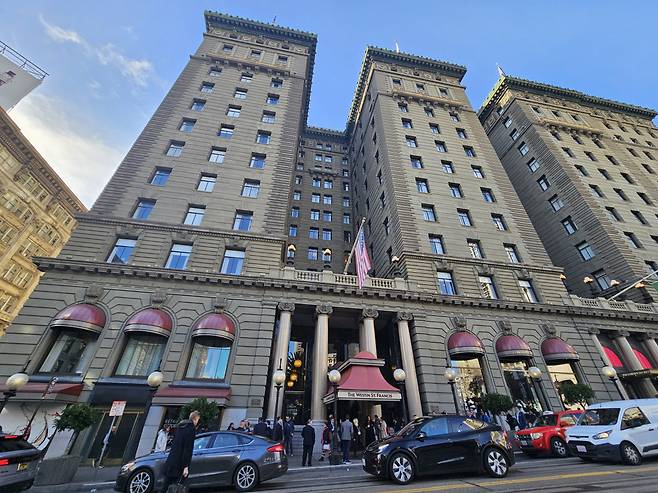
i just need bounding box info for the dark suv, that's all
[363,415,514,485]
[0,433,41,492]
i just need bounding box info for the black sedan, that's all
[0,433,41,493]
[363,415,514,485]
[115,431,287,493]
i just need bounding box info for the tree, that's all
[54,403,101,454]
[561,383,595,409]
[481,393,514,415]
[180,397,219,430]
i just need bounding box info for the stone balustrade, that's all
[274,266,414,290]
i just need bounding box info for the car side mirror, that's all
[416,431,427,441]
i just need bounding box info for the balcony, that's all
[562,294,658,314]
[273,266,414,291]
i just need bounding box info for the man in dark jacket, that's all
[272,417,284,442]
[283,416,294,456]
[253,417,269,438]
[301,419,315,467]
[161,411,200,492]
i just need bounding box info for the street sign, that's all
[109,400,126,417]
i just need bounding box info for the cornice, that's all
[33,258,658,322]
[402,252,564,276]
[392,89,466,111]
[536,117,604,137]
[191,53,293,79]
[303,126,347,141]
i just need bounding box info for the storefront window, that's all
[115,333,165,376]
[185,336,231,380]
[450,358,486,411]
[39,329,97,374]
[501,361,542,410]
[547,362,579,409]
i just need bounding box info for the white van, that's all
[566,398,658,465]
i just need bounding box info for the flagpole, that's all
[343,217,366,274]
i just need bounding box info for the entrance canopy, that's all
[322,351,401,404]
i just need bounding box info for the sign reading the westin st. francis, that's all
[337,390,401,401]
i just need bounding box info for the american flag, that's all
[355,228,372,288]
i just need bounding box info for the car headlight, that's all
[120,461,135,473]
[530,433,543,440]
[377,445,388,454]
[593,430,612,440]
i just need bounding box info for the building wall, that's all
[480,78,658,302]
[0,109,85,336]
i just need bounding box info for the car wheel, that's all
[389,453,415,485]
[125,468,154,493]
[483,447,510,478]
[234,462,259,492]
[620,441,642,466]
[551,438,568,458]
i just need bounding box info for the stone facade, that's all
[0,11,657,465]
[0,107,85,336]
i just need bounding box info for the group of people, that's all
[233,416,296,455]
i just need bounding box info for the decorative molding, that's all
[476,264,494,276]
[150,289,167,306]
[434,258,453,271]
[214,296,229,313]
[277,302,295,313]
[315,303,333,316]
[497,320,513,333]
[452,316,467,330]
[361,308,379,320]
[84,285,104,303]
[587,327,600,335]
[396,312,414,322]
[611,330,630,338]
[514,268,531,279]
[540,323,557,336]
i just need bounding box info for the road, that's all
[31,455,658,493]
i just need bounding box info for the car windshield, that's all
[533,415,558,427]
[579,408,620,426]
[396,417,425,437]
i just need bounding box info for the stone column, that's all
[396,312,423,418]
[641,332,658,368]
[311,304,332,422]
[267,303,295,421]
[360,308,380,417]
[613,331,656,398]
[589,328,629,400]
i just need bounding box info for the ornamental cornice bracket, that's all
[277,302,295,313]
[361,308,379,320]
[611,330,630,338]
[214,296,229,313]
[84,284,104,303]
[497,320,513,333]
[315,303,333,316]
[540,323,557,336]
[452,316,467,330]
[150,289,167,307]
[396,311,413,322]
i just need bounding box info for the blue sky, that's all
[2,1,656,206]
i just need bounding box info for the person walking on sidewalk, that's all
[253,417,269,438]
[319,421,332,461]
[161,411,200,492]
[301,419,315,467]
[154,425,169,452]
[284,416,294,456]
[340,416,353,463]
[272,417,284,442]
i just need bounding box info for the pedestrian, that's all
[301,419,315,466]
[319,420,332,461]
[253,417,269,438]
[340,416,353,463]
[515,403,527,430]
[284,416,294,456]
[379,416,389,439]
[161,411,200,492]
[373,415,382,441]
[365,416,377,445]
[154,425,169,452]
[272,417,284,442]
[351,417,362,455]
[266,420,273,439]
[227,422,235,431]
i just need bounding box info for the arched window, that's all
[115,308,172,377]
[185,313,235,381]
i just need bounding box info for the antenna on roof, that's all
[496,63,506,78]
[272,15,277,24]
[395,41,400,54]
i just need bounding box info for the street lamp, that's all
[0,372,29,414]
[527,366,550,411]
[272,360,286,423]
[286,244,296,266]
[444,367,460,414]
[583,276,596,296]
[322,248,332,271]
[391,256,402,278]
[601,365,625,400]
[327,369,341,463]
[393,368,408,423]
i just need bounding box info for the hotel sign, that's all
[337,390,401,401]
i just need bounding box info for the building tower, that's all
[479,75,658,302]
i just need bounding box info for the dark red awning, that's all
[541,337,579,364]
[124,308,173,337]
[192,313,235,341]
[51,303,106,333]
[448,331,485,360]
[496,335,532,361]
[0,382,83,397]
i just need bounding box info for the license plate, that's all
[17,463,28,471]
[576,445,587,453]
[521,440,530,446]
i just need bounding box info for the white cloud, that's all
[39,14,154,87]
[9,93,123,208]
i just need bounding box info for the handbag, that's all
[166,477,188,493]
[322,443,331,451]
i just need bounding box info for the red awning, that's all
[323,351,401,403]
[541,338,579,364]
[51,303,106,333]
[496,335,532,361]
[603,346,624,369]
[192,313,235,341]
[448,331,485,360]
[0,382,83,397]
[124,308,173,337]
[633,348,653,369]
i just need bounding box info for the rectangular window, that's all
[527,158,540,173]
[457,209,472,226]
[606,207,622,222]
[503,116,512,127]
[133,199,155,219]
[179,119,196,132]
[463,146,476,157]
[150,168,171,186]
[577,241,595,260]
[323,195,333,205]
[442,161,454,173]
[343,182,350,191]
[323,180,333,189]
[621,172,635,184]
[450,112,460,122]
[638,192,653,205]
[222,44,233,52]
[575,165,588,176]
[233,211,253,231]
[322,229,332,241]
[311,193,321,203]
[107,238,136,264]
[509,129,519,141]
[190,99,206,111]
[197,174,217,192]
[472,166,484,178]
[406,136,418,148]
[537,175,550,191]
[343,213,351,224]
[292,191,301,201]
[262,111,276,124]
[505,244,521,263]
[589,185,604,198]
[631,210,648,225]
[549,195,564,211]
[218,125,234,139]
[624,232,642,248]
[598,168,612,180]
[220,249,245,275]
[322,211,332,222]
[429,123,440,134]
[240,72,253,82]
[422,204,437,221]
[518,142,529,156]
[416,178,429,193]
[226,104,242,117]
[184,206,205,226]
[249,50,261,59]
[200,82,214,93]
[551,131,562,141]
[585,151,597,161]
[563,147,574,157]
[593,269,611,290]
[266,94,280,105]
[435,141,448,153]
[208,147,226,163]
[309,227,319,239]
[492,214,507,231]
[310,209,320,221]
[344,231,352,243]
[643,163,655,174]
[291,207,300,218]
[518,280,538,303]
[614,188,629,201]
[208,67,221,77]
[479,276,499,300]
[401,118,413,129]
[271,78,283,88]
[456,128,468,139]
[307,247,318,260]
[241,180,260,198]
[277,55,289,64]
[425,107,434,117]
[481,188,495,203]
[437,271,457,295]
[256,131,271,144]
[399,103,409,113]
[561,216,577,235]
[449,183,463,198]
[250,153,266,169]
[166,141,184,157]
[342,197,350,207]
[312,177,321,188]
[410,156,424,169]
[165,243,192,270]
[289,225,297,237]
[468,240,484,259]
[429,235,445,254]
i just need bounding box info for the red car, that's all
[515,410,582,458]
